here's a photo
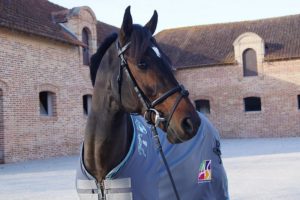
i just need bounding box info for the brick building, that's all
[156,15,300,138]
[0,0,118,163]
[1,0,300,163]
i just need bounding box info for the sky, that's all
[50,0,300,33]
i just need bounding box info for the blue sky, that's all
[50,0,300,33]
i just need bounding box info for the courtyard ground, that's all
[0,137,300,200]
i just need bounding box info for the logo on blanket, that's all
[198,160,212,183]
[135,119,148,158]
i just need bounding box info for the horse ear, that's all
[120,6,133,45]
[144,10,158,35]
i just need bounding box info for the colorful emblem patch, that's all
[198,160,212,183]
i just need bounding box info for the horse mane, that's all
[90,32,118,86]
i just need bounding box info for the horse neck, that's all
[83,48,133,182]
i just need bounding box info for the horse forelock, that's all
[128,25,176,81]
[129,25,152,63]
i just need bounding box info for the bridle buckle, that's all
[144,109,166,127]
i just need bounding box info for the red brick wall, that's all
[176,60,300,138]
[0,28,93,163]
[1,23,300,163]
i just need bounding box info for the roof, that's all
[0,0,119,47]
[0,0,85,45]
[96,21,119,46]
[155,14,300,69]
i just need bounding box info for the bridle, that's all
[116,39,185,200]
[117,40,189,138]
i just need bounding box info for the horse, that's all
[76,6,229,200]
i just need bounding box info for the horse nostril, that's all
[181,117,195,136]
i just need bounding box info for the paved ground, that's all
[0,137,300,200]
[222,138,300,200]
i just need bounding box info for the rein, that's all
[117,40,183,200]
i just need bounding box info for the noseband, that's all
[117,41,189,132]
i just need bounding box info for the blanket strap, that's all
[77,178,132,200]
[103,178,133,200]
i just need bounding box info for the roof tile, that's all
[155,14,300,69]
[0,0,118,46]
[0,0,82,45]
[96,21,119,47]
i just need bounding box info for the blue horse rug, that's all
[76,112,229,200]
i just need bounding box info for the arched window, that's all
[39,91,56,116]
[83,95,92,115]
[244,97,261,112]
[243,49,258,76]
[195,99,210,114]
[82,27,90,65]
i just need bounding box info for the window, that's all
[83,95,92,115]
[298,95,300,110]
[82,28,90,65]
[243,48,258,76]
[244,97,261,112]
[195,99,210,114]
[39,91,55,116]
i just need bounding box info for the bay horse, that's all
[76,6,229,200]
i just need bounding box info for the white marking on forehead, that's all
[152,46,161,58]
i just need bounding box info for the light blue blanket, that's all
[76,112,229,200]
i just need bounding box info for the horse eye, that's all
[137,62,147,70]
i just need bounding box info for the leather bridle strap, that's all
[117,41,189,129]
[151,85,184,108]
[117,41,181,200]
[165,86,189,142]
[117,42,131,105]
[151,125,181,200]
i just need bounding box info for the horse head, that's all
[117,6,201,144]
